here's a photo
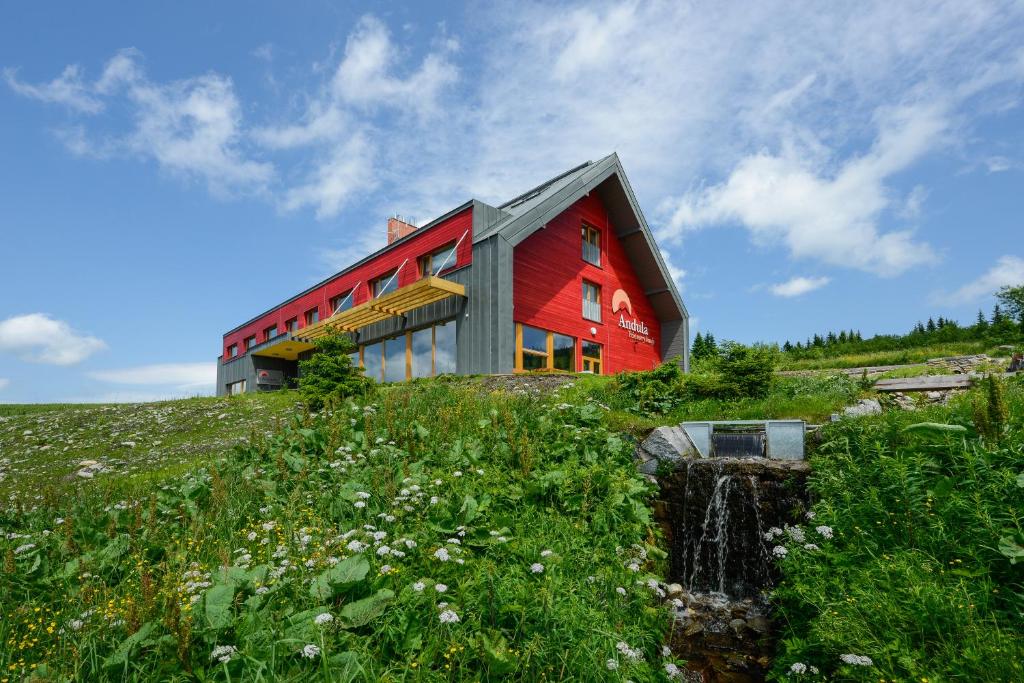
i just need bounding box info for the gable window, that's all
[264,325,279,342]
[582,341,602,374]
[419,243,457,278]
[331,291,354,315]
[228,344,238,358]
[304,308,319,326]
[286,318,298,334]
[373,271,398,298]
[244,335,257,351]
[582,223,601,266]
[582,280,602,322]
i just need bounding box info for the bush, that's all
[682,342,778,400]
[297,333,372,409]
[613,359,685,414]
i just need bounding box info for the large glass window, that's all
[552,333,575,371]
[411,327,433,378]
[435,320,457,374]
[373,271,398,297]
[582,224,601,266]
[520,324,549,370]
[384,337,407,383]
[582,341,602,374]
[582,281,602,322]
[362,343,383,382]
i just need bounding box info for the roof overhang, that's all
[251,338,315,361]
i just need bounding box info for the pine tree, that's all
[692,332,705,360]
[812,333,824,347]
[976,309,988,328]
[926,317,936,332]
[704,332,718,357]
[993,304,1004,324]
[782,341,793,352]
[838,330,848,343]
[937,316,945,329]
[826,332,837,345]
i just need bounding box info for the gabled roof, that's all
[475,153,688,323]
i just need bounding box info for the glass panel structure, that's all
[435,320,457,374]
[522,325,547,354]
[552,333,575,371]
[384,337,406,382]
[373,272,398,297]
[582,281,601,322]
[332,291,353,314]
[582,341,602,374]
[411,327,433,378]
[362,343,383,382]
[582,224,600,266]
[429,245,456,275]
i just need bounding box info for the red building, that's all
[217,154,689,394]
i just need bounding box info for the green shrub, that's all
[612,359,685,414]
[297,334,373,409]
[680,342,778,400]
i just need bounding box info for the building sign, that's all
[256,369,284,386]
[612,289,655,345]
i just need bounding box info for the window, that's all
[331,291,354,315]
[357,320,458,382]
[228,344,238,358]
[227,379,246,395]
[515,324,577,372]
[582,341,602,374]
[582,224,601,266]
[373,271,398,297]
[286,318,298,334]
[264,325,279,342]
[582,280,602,322]
[244,335,257,351]
[420,243,456,278]
[304,307,319,326]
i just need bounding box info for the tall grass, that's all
[769,377,1024,680]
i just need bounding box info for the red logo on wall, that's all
[611,289,633,316]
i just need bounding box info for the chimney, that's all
[387,215,417,244]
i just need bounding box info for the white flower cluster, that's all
[439,609,460,624]
[788,662,819,675]
[530,562,545,574]
[815,525,833,539]
[211,644,237,664]
[313,612,333,625]
[839,653,873,666]
[773,545,788,558]
[615,641,643,661]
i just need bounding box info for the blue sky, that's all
[1,1,1023,402]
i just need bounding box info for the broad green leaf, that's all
[340,589,394,628]
[998,535,1024,564]
[460,495,478,524]
[901,422,968,435]
[103,622,156,668]
[309,555,369,601]
[205,583,235,630]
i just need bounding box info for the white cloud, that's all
[87,362,215,390]
[281,133,378,219]
[769,276,831,297]
[6,49,273,195]
[0,313,106,365]
[3,65,103,113]
[0,378,8,391]
[940,255,1024,305]
[985,156,1012,173]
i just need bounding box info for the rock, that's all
[76,469,94,479]
[842,398,881,418]
[78,460,98,467]
[746,615,769,633]
[683,620,704,636]
[729,618,747,634]
[666,583,684,598]
[636,426,698,474]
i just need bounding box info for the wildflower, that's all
[376,545,391,556]
[372,531,387,541]
[379,564,394,574]
[246,531,258,541]
[346,540,367,553]
[211,644,237,664]
[430,496,439,505]
[412,581,426,592]
[313,613,333,626]
[606,659,619,671]
[773,546,788,558]
[439,609,460,624]
[14,543,36,555]
[302,644,321,659]
[665,662,683,679]
[785,525,806,543]
[839,654,873,666]
[453,471,462,477]
[815,525,834,539]
[255,586,269,595]
[615,641,642,660]
[805,511,816,520]
[540,549,553,557]
[435,583,448,593]
[627,562,640,572]
[69,619,84,630]
[530,563,545,574]
[616,587,627,596]
[790,662,807,674]
[437,601,449,609]
[764,526,783,541]
[261,521,276,531]
[354,501,366,509]
[803,543,820,551]
[662,645,671,657]
[433,547,450,562]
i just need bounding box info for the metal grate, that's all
[711,432,766,458]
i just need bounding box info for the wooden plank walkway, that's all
[873,374,976,392]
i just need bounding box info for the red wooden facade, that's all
[513,193,663,373]
[222,206,473,357]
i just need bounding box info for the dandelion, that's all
[839,654,873,666]
[211,644,237,664]
[313,613,333,625]
[439,609,460,624]
[433,547,450,562]
[815,525,834,539]
[435,583,448,593]
[790,662,807,674]
[412,581,425,592]
[530,562,545,574]
[773,545,788,558]
[302,643,321,659]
